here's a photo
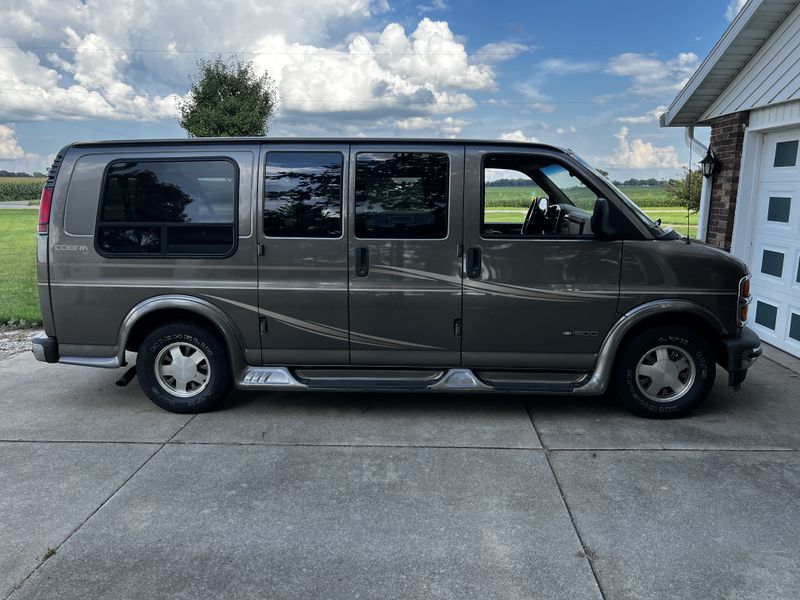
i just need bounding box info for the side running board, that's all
[236,367,592,394]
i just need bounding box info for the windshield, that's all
[571,153,680,239]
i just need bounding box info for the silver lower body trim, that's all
[235,367,592,394]
[59,356,121,368]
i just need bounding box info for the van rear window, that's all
[96,159,237,257]
[355,152,449,239]
[264,152,343,238]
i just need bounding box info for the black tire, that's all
[612,325,716,418]
[137,322,232,413]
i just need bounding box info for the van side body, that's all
[32,138,762,418]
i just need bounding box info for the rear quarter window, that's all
[96,158,238,257]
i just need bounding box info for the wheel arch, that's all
[118,295,248,376]
[578,299,726,395]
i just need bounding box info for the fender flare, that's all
[117,294,249,375]
[577,299,726,395]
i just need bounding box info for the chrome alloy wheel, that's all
[154,342,211,398]
[634,344,696,403]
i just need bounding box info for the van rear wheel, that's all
[137,322,231,413]
[612,325,716,418]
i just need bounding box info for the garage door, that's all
[749,128,800,357]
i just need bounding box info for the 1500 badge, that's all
[562,330,599,336]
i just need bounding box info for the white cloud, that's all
[529,102,555,113]
[615,105,667,124]
[606,52,699,97]
[1,2,504,125]
[726,0,748,21]
[252,19,496,116]
[0,124,25,159]
[514,58,597,101]
[473,41,530,64]
[0,123,50,172]
[537,58,598,75]
[597,127,680,169]
[395,115,468,136]
[396,117,435,129]
[417,0,448,13]
[498,130,539,143]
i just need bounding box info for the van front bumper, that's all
[31,334,59,363]
[722,326,762,389]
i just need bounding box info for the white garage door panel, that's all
[750,128,800,357]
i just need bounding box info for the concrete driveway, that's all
[1,352,798,600]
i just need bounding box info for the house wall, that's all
[701,1,800,121]
[706,111,750,250]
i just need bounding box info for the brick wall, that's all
[705,110,749,250]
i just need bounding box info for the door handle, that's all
[355,247,369,277]
[466,247,481,279]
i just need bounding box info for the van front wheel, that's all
[612,325,716,418]
[137,322,232,413]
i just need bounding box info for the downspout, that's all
[685,125,712,242]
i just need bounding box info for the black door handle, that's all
[355,247,369,277]
[466,247,481,278]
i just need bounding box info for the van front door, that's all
[347,145,464,366]
[257,144,350,365]
[461,147,621,370]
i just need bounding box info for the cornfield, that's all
[0,178,45,202]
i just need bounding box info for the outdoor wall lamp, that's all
[700,148,718,178]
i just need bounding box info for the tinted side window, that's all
[264,152,343,238]
[355,152,449,239]
[97,159,236,256]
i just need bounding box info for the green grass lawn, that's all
[484,205,698,237]
[485,185,682,208]
[0,210,41,326]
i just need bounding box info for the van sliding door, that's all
[347,144,464,366]
[257,144,350,365]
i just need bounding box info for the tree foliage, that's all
[177,56,278,137]
[664,168,702,213]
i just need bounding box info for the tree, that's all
[177,56,278,137]
[596,168,610,178]
[665,168,702,213]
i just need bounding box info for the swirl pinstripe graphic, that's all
[372,266,737,300]
[204,295,446,350]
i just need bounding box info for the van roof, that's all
[69,137,570,153]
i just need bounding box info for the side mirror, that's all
[590,198,618,239]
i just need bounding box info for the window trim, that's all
[479,153,601,241]
[353,151,451,241]
[263,150,345,240]
[95,156,239,259]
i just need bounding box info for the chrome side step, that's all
[427,369,493,391]
[236,366,593,394]
[239,367,306,389]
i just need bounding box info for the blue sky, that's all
[0,0,745,179]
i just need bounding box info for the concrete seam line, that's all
[0,439,796,452]
[4,414,198,600]
[165,440,544,450]
[525,401,607,600]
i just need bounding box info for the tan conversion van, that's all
[32,138,761,418]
